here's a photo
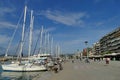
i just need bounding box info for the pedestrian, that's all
[47,60,54,71]
[79,57,82,61]
[58,61,63,70]
[53,63,59,73]
[105,57,110,64]
[72,59,74,63]
[85,58,90,63]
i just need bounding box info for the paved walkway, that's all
[34,60,120,80]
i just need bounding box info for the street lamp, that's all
[84,41,89,62]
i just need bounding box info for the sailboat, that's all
[29,26,52,60]
[1,6,47,71]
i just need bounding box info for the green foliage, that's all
[60,54,66,58]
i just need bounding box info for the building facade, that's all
[93,42,101,55]
[100,27,120,54]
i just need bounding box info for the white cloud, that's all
[0,6,16,29]
[64,39,82,46]
[95,22,104,26]
[0,35,10,45]
[31,27,56,45]
[58,38,86,53]
[0,7,15,16]
[33,27,56,37]
[45,27,56,33]
[39,10,88,26]
[93,15,120,27]
[0,21,16,29]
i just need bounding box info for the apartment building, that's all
[99,27,120,54]
[93,42,101,55]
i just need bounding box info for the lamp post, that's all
[84,41,89,62]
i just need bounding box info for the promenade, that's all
[34,60,120,80]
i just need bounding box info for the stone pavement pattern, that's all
[34,60,120,80]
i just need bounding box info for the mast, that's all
[47,33,50,54]
[58,45,61,57]
[50,37,53,55]
[44,32,47,54]
[39,26,44,54]
[56,44,60,58]
[18,6,27,58]
[55,45,58,57]
[57,45,60,58]
[28,10,34,57]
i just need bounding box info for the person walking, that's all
[72,59,74,63]
[105,57,110,64]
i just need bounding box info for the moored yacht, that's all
[1,5,47,72]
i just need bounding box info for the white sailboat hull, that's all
[2,63,47,72]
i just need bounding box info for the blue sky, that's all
[0,0,120,55]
